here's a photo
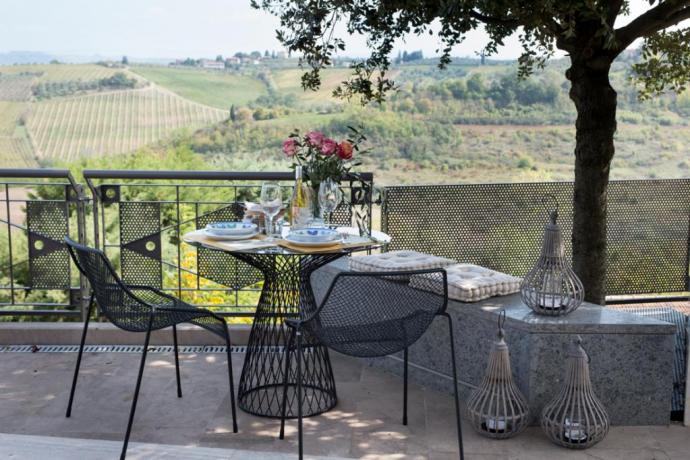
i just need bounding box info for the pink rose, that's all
[337,141,353,160]
[321,138,337,156]
[306,131,325,147]
[282,138,297,156]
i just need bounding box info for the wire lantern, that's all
[466,310,530,439]
[520,195,584,316]
[541,336,610,449]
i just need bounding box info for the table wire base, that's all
[234,252,344,418]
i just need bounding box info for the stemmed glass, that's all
[260,182,282,241]
[318,178,342,228]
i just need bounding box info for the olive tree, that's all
[253,0,690,303]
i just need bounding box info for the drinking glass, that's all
[318,178,342,228]
[260,182,282,241]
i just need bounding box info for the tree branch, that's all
[467,10,519,28]
[615,1,690,51]
[604,0,625,26]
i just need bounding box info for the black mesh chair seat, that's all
[108,284,227,338]
[63,238,237,460]
[280,268,464,460]
[298,309,435,357]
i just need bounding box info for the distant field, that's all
[26,87,226,161]
[0,101,26,136]
[0,64,122,82]
[0,136,34,167]
[0,75,34,101]
[131,66,266,108]
[271,68,354,105]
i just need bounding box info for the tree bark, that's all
[567,58,617,305]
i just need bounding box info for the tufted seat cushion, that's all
[349,250,456,272]
[411,263,522,302]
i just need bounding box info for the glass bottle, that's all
[290,165,312,229]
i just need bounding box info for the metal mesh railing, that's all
[382,179,690,297]
[83,170,374,319]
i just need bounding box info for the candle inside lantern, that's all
[485,417,507,433]
[563,418,588,443]
[538,293,564,309]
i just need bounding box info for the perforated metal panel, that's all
[196,204,262,289]
[119,201,162,287]
[26,200,70,289]
[382,180,690,296]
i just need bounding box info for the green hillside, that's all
[0,59,688,186]
[131,66,267,108]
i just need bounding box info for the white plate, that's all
[284,236,342,248]
[205,222,257,236]
[287,228,340,243]
[203,230,260,241]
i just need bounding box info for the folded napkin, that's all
[335,226,392,244]
[349,250,456,272]
[411,263,522,303]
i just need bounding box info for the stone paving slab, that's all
[0,433,350,460]
[0,350,688,459]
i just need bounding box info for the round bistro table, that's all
[186,239,375,419]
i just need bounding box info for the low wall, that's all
[311,259,676,426]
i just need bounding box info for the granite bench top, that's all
[317,259,676,336]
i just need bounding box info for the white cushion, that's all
[411,263,522,303]
[349,250,456,272]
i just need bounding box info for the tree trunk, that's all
[567,59,617,305]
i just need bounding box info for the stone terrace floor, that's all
[1,350,688,459]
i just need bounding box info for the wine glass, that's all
[260,182,282,241]
[318,178,342,228]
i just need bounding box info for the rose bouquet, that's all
[281,126,365,189]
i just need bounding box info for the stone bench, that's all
[311,259,676,426]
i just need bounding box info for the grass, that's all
[131,66,266,109]
[25,87,226,161]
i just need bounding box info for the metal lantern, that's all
[466,311,530,439]
[541,336,610,449]
[520,196,584,316]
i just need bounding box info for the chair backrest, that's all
[306,269,447,358]
[65,237,150,330]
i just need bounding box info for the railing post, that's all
[74,180,90,321]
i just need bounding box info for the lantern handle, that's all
[497,309,506,338]
[542,194,559,224]
[575,335,591,363]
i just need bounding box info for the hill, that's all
[26,86,226,161]
[0,59,688,186]
[131,66,267,108]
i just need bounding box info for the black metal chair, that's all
[279,268,464,459]
[64,237,238,460]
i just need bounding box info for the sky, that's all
[0,1,668,61]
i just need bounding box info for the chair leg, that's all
[172,324,182,398]
[222,322,238,433]
[66,294,95,418]
[121,315,153,460]
[279,329,295,440]
[403,347,408,426]
[443,313,464,460]
[296,328,304,460]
